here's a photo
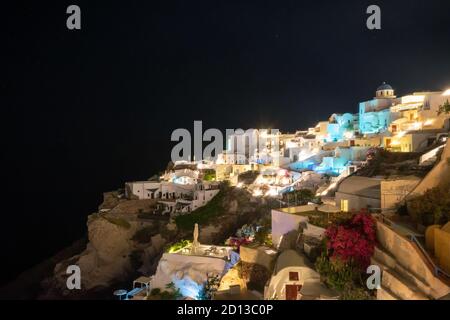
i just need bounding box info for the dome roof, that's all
[377,82,393,91]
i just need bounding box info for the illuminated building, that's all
[150,225,238,299]
[327,113,357,142]
[335,176,382,212]
[359,82,398,134]
[314,146,368,175]
[384,90,450,152]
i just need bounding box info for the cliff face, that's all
[51,216,151,291]
[40,185,274,299]
[41,203,173,298]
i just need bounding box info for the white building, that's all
[224,129,284,166]
[264,250,338,300]
[150,225,238,299]
[125,175,220,216]
[359,82,398,134]
[158,186,220,216]
[335,176,382,212]
[216,152,247,165]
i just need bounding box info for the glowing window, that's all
[341,199,349,212]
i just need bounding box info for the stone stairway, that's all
[371,246,429,300]
[373,219,450,300]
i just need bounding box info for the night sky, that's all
[2,0,450,285]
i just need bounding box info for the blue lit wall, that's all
[359,109,391,134]
[314,156,348,175]
[314,147,351,175]
[289,160,316,171]
[327,113,355,141]
[172,276,203,299]
[327,123,341,141]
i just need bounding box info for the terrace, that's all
[174,244,234,260]
[279,206,352,229]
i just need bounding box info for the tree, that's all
[283,188,315,205]
[407,182,450,226]
[202,169,216,181]
[197,274,221,300]
[161,282,182,300]
[438,99,450,115]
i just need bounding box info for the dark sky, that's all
[1,0,450,285]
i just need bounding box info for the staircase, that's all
[371,246,428,300]
[371,220,450,300]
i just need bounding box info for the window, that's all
[341,199,349,212]
[386,138,391,147]
[289,272,299,281]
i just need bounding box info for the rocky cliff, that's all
[39,184,274,299]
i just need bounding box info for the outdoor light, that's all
[344,131,354,139]
[253,189,263,197]
[443,89,450,96]
[411,121,422,130]
[265,188,278,197]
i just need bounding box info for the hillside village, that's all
[44,83,450,300]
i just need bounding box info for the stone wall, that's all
[375,221,450,299]
[410,139,450,196]
[240,245,276,271]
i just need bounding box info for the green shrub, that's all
[175,191,224,231]
[293,210,352,228]
[203,169,216,181]
[407,182,450,226]
[103,216,131,229]
[166,239,191,253]
[283,189,315,205]
[315,254,357,291]
[315,252,372,299]
[438,99,450,115]
[340,283,374,300]
[254,228,272,246]
[150,288,161,296]
[197,274,221,300]
[162,282,182,300]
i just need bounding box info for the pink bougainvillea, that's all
[225,237,252,252]
[324,212,376,270]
